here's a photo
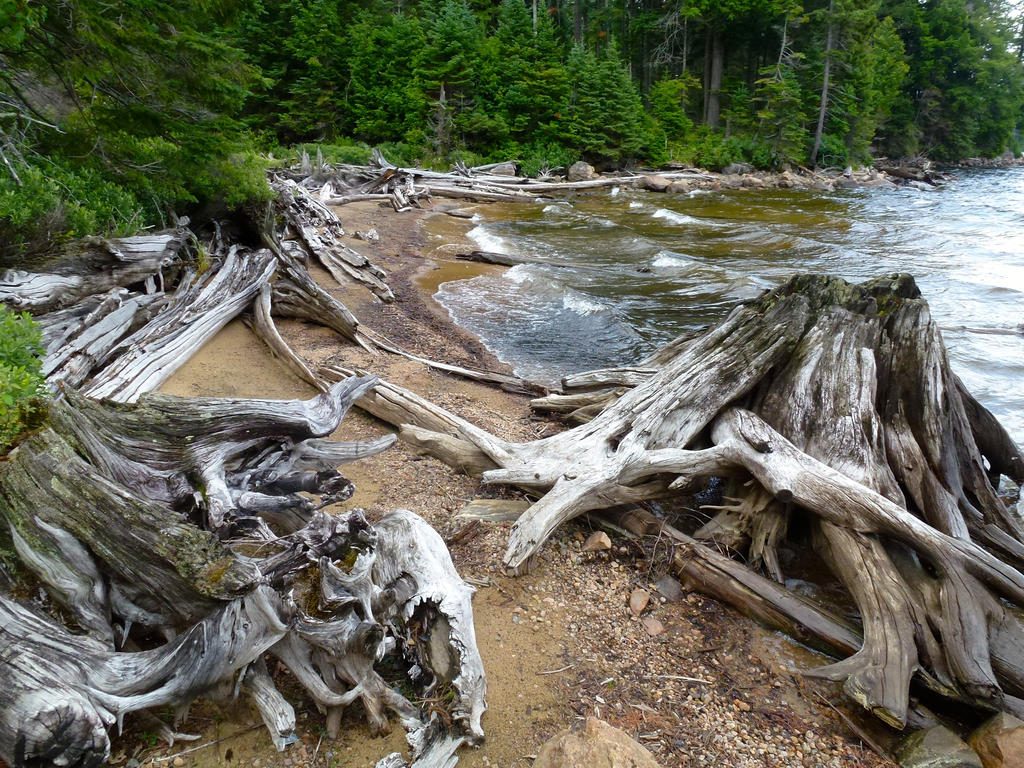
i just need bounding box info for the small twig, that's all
[813,691,889,760]
[538,664,575,675]
[311,732,324,765]
[645,674,714,684]
[697,643,730,654]
[151,725,263,762]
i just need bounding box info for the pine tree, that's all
[1,0,267,257]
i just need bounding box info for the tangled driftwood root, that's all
[0,380,485,768]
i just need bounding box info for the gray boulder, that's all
[490,161,517,176]
[722,161,754,175]
[637,174,671,192]
[567,161,597,181]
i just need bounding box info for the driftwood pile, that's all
[0,379,485,768]
[4,155,1024,765]
[282,148,710,210]
[0,175,500,767]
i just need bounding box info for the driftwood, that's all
[310,150,709,208]
[0,228,191,313]
[0,177,539,441]
[327,273,1024,729]
[270,176,394,302]
[0,168,510,766]
[81,247,276,403]
[0,380,485,768]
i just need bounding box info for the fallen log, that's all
[337,273,1024,727]
[81,247,276,403]
[0,228,191,314]
[270,177,394,302]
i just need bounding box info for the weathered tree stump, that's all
[341,273,1024,728]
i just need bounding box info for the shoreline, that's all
[147,196,893,768]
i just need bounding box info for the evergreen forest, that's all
[2,0,1023,256]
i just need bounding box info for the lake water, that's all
[433,168,1024,443]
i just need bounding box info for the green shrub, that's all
[0,160,142,263]
[517,142,579,177]
[0,306,45,452]
[815,133,850,169]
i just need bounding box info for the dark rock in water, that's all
[637,265,652,273]
[835,177,861,189]
[567,161,597,182]
[668,180,690,194]
[638,174,671,192]
[969,713,1024,768]
[723,162,754,175]
[456,250,521,267]
[895,726,982,768]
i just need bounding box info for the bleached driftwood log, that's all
[0,228,191,313]
[324,274,1024,728]
[0,379,485,768]
[81,247,276,402]
[313,152,710,208]
[270,176,394,302]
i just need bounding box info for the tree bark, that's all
[705,29,724,129]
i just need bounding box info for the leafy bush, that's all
[0,160,142,264]
[517,142,579,177]
[0,306,45,452]
[816,133,851,169]
[667,129,784,171]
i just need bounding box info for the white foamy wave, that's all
[611,186,620,197]
[503,263,535,284]
[468,224,510,254]
[471,213,483,221]
[652,208,698,226]
[562,292,606,315]
[628,200,644,209]
[652,251,695,268]
[542,204,562,213]
[688,189,712,197]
